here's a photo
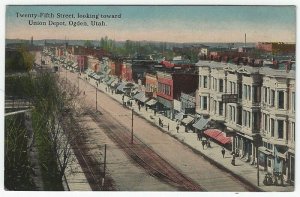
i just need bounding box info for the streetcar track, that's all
[86,107,205,191]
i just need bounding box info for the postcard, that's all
[4,5,296,192]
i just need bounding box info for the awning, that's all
[146,99,157,106]
[181,116,194,125]
[116,83,126,93]
[175,112,185,121]
[204,129,232,144]
[157,97,173,109]
[193,117,210,130]
[106,78,115,85]
[133,92,149,103]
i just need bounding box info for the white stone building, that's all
[195,60,295,184]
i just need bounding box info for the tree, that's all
[5,45,34,72]
[5,72,84,190]
[84,40,94,48]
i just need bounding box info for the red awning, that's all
[160,61,174,68]
[204,129,232,144]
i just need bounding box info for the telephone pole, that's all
[102,144,107,189]
[131,108,133,144]
[96,83,98,111]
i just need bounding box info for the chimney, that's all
[244,33,246,47]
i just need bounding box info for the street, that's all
[62,67,256,192]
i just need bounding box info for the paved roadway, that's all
[61,67,254,192]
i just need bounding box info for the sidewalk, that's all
[81,74,294,192]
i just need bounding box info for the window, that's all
[264,87,267,103]
[278,120,284,139]
[233,82,236,93]
[219,102,223,116]
[199,76,202,87]
[243,110,247,126]
[271,90,275,107]
[292,92,295,111]
[203,96,207,110]
[292,122,295,142]
[247,111,251,128]
[214,100,217,114]
[215,78,217,91]
[233,107,236,122]
[219,79,223,92]
[268,88,270,104]
[243,84,247,99]
[264,114,267,131]
[203,76,208,88]
[270,118,274,137]
[199,96,201,109]
[278,91,284,109]
[248,86,251,101]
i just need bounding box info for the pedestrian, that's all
[221,147,225,158]
[176,125,179,133]
[138,104,141,111]
[168,123,169,131]
[83,91,85,95]
[154,110,157,116]
[198,132,202,141]
[207,139,211,148]
[159,118,161,126]
[202,140,206,150]
[105,87,107,92]
[146,106,148,111]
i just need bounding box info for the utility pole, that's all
[257,145,259,186]
[131,108,133,144]
[96,83,98,111]
[103,144,107,179]
[101,144,107,189]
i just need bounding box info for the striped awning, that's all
[193,117,210,130]
[204,129,232,144]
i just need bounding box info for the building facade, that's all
[195,60,295,183]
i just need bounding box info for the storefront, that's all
[234,133,255,163]
[258,146,272,171]
[157,96,173,119]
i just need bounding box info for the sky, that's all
[5,5,296,43]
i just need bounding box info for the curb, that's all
[86,79,264,192]
[128,106,264,192]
